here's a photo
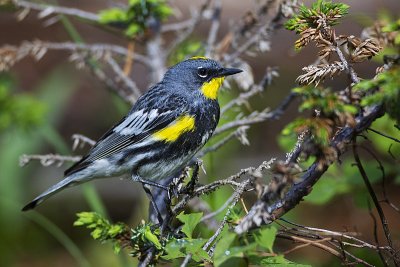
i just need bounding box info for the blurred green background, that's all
[0,0,399,266]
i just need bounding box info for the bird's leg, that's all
[167,168,188,200]
[142,184,164,224]
[181,158,202,194]
[132,174,169,224]
[132,175,169,191]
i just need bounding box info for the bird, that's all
[22,57,242,211]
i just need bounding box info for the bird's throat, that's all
[201,77,225,100]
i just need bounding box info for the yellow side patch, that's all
[201,77,225,99]
[153,115,196,142]
[190,56,208,60]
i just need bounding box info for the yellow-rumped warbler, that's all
[22,57,242,211]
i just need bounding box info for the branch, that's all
[335,46,360,84]
[221,66,279,115]
[278,234,342,258]
[277,221,388,266]
[198,126,249,158]
[202,178,251,254]
[353,141,399,266]
[235,104,386,234]
[1,41,150,66]
[19,154,81,167]
[104,55,141,102]
[71,134,95,150]
[13,0,99,22]
[205,0,221,57]
[213,108,271,136]
[161,19,194,32]
[368,128,400,143]
[165,0,211,55]
[224,0,291,63]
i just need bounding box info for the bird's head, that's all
[164,57,243,100]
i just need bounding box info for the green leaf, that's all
[143,225,162,249]
[74,212,97,226]
[214,230,237,261]
[113,243,122,254]
[162,239,186,260]
[227,243,258,257]
[185,238,210,262]
[74,211,126,252]
[254,226,277,252]
[260,255,311,266]
[215,242,258,267]
[91,228,102,240]
[176,211,203,239]
[126,24,141,36]
[285,0,349,33]
[162,238,210,262]
[108,224,124,237]
[98,8,127,24]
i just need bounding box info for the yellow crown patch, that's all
[189,56,208,60]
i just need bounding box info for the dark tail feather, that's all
[22,198,43,211]
[22,176,78,211]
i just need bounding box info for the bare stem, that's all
[19,154,81,167]
[202,179,251,254]
[13,0,99,22]
[205,0,222,57]
[352,140,399,267]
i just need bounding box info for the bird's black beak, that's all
[217,67,243,77]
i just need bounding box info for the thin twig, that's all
[161,19,194,32]
[3,41,150,65]
[202,179,251,253]
[335,46,360,84]
[138,247,155,267]
[214,108,271,136]
[352,140,399,267]
[235,105,385,234]
[166,0,211,55]
[198,126,249,158]
[19,154,81,167]
[180,253,193,267]
[220,65,279,115]
[105,55,141,101]
[216,91,296,140]
[280,219,390,251]
[87,61,134,104]
[368,200,389,267]
[278,222,379,267]
[13,0,99,22]
[328,241,376,267]
[278,233,342,258]
[71,134,95,150]
[282,237,333,255]
[368,128,400,143]
[285,130,308,164]
[205,0,222,57]
[360,145,400,214]
[220,85,264,115]
[200,191,237,223]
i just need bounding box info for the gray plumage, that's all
[22,58,242,211]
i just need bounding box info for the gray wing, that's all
[64,108,179,176]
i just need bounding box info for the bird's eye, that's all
[197,67,208,78]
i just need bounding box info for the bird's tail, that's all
[22,175,80,211]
